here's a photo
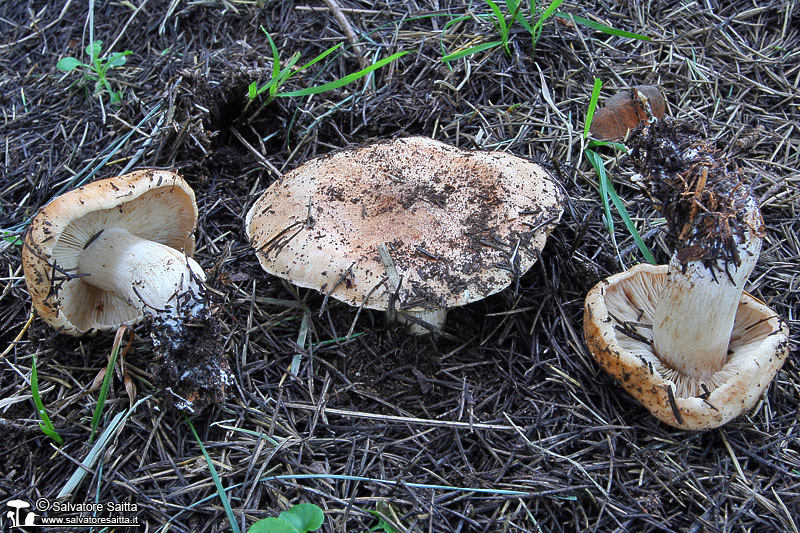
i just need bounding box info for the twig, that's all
[1,309,34,360]
[323,0,369,70]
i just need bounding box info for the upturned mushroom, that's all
[246,136,564,334]
[584,118,790,429]
[22,170,230,412]
[23,169,204,334]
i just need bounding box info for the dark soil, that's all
[1,1,798,532]
[629,117,761,269]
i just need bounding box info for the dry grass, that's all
[1,1,798,531]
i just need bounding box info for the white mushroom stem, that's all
[77,227,205,318]
[652,199,762,394]
[397,308,448,335]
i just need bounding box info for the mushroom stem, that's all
[652,197,762,395]
[396,308,448,335]
[77,227,205,318]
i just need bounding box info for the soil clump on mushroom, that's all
[629,118,763,269]
[151,309,231,413]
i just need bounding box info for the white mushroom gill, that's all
[77,227,205,319]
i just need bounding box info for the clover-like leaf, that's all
[278,504,324,531]
[248,503,324,533]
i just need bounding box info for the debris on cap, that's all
[246,136,564,333]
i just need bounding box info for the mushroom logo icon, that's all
[5,499,37,528]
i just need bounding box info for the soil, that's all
[1,1,798,532]
[629,117,761,269]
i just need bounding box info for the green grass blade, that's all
[186,415,241,533]
[89,327,125,444]
[262,27,281,83]
[607,181,656,264]
[31,353,63,445]
[557,13,651,41]
[585,149,614,234]
[442,41,502,62]
[295,42,344,73]
[484,0,508,41]
[533,0,566,42]
[588,140,628,151]
[584,77,603,140]
[277,50,408,97]
[541,0,565,23]
[505,0,533,34]
[57,396,149,499]
[586,148,655,263]
[439,15,474,62]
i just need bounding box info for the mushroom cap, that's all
[589,85,667,141]
[22,169,199,335]
[584,263,790,430]
[246,136,563,313]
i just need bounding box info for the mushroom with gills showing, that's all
[23,169,204,333]
[22,169,230,412]
[246,136,564,334]
[583,118,790,430]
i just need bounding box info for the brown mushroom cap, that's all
[23,170,198,335]
[589,85,666,141]
[246,136,563,315]
[584,263,790,430]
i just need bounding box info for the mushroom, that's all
[583,118,790,429]
[23,169,204,335]
[246,136,564,334]
[588,85,666,141]
[22,170,230,413]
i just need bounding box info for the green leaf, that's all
[106,51,131,68]
[249,517,299,533]
[277,50,409,98]
[533,0,566,44]
[540,0,566,23]
[248,504,324,533]
[557,13,651,41]
[588,140,628,151]
[368,511,399,533]
[248,81,258,100]
[441,40,502,62]
[2,233,22,246]
[279,504,324,531]
[86,40,103,61]
[57,57,83,72]
[584,77,603,140]
[279,52,303,84]
[439,14,474,60]
[89,328,124,443]
[263,27,281,89]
